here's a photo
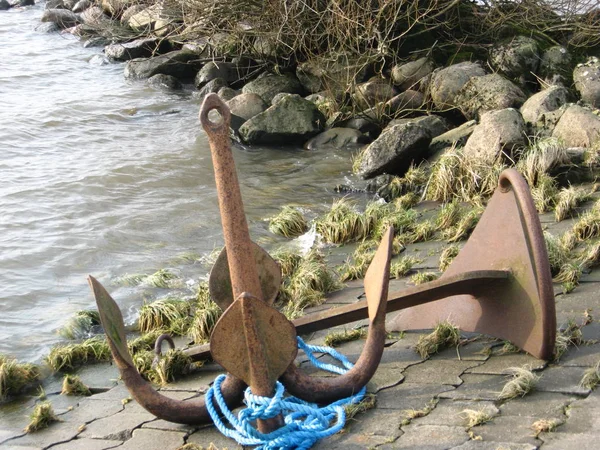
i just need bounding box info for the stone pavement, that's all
[2,205,600,449]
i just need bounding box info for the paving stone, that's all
[438,374,507,401]
[79,411,153,440]
[142,417,199,433]
[540,432,600,449]
[3,421,81,448]
[377,382,454,410]
[450,441,537,449]
[187,425,243,449]
[403,360,482,386]
[555,395,600,433]
[88,382,131,401]
[59,398,123,425]
[0,429,26,446]
[471,415,540,446]
[429,337,495,362]
[379,424,469,449]
[0,445,41,450]
[50,437,123,449]
[75,363,120,392]
[581,321,600,341]
[416,399,499,427]
[536,366,590,395]
[117,428,186,450]
[466,354,546,375]
[369,363,405,392]
[499,391,575,419]
[342,409,404,442]
[44,394,82,416]
[560,341,600,367]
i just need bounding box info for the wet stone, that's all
[4,421,81,448]
[438,373,507,401]
[87,382,130,401]
[117,428,186,450]
[466,353,547,375]
[60,398,124,424]
[536,366,591,396]
[402,359,482,386]
[416,399,499,427]
[79,411,154,440]
[380,424,469,449]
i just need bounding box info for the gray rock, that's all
[79,6,108,25]
[238,94,324,145]
[353,78,398,110]
[271,92,295,105]
[41,9,81,29]
[520,85,570,128]
[573,56,600,108]
[194,61,248,89]
[391,57,435,91]
[387,115,449,139]
[147,73,182,90]
[304,128,366,150]
[100,0,130,17]
[153,17,174,38]
[127,3,161,30]
[455,73,527,120]
[227,92,267,122]
[463,108,527,161]
[242,73,304,104]
[105,37,170,62]
[217,86,238,101]
[45,0,67,8]
[540,45,574,86]
[430,62,486,110]
[197,77,228,98]
[71,0,90,13]
[386,90,425,115]
[15,0,34,5]
[0,0,11,10]
[35,21,60,32]
[124,50,200,80]
[489,35,540,83]
[119,4,143,23]
[358,123,433,179]
[552,104,600,147]
[296,53,367,95]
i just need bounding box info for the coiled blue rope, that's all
[206,336,366,450]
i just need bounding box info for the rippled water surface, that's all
[0,4,358,361]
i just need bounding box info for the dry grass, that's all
[571,207,600,242]
[579,241,600,270]
[138,297,193,335]
[531,173,559,213]
[554,186,590,222]
[443,207,483,243]
[150,349,194,385]
[61,374,91,396]
[0,355,40,400]
[45,337,111,372]
[439,245,460,272]
[324,328,366,347]
[415,321,460,359]
[400,399,438,426]
[553,320,583,362]
[316,198,369,244]
[544,231,571,276]
[531,418,562,437]
[410,271,439,285]
[580,360,600,389]
[268,205,309,238]
[272,248,303,277]
[24,402,59,433]
[460,408,494,428]
[516,137,570,187]
[58,310,101,340]
[498,367,540,400]
[188,283,222,344]
[390,255,422,278]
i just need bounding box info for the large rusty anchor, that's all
[88,93,556,427]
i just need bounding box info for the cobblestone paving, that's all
[2,203,600,449]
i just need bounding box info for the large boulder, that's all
[358,123,433,179]
[520,85,570,128]
[429,62,486,110]
[0,0,11,10]
[539,46,574,86]
[552,104,600,147]
[429,120,477,157]
[80,6,110,26]
[489,35,540,83]
[120,4,143,23]
[147,73,182,90]
[386,115,449,139]
[196,78,228,99]
[353,78,397,110]
[194,61,251,89]
[454,73,527,120]
[227,93,267,121]
[296,53,367,96]
[124,50,200,80]
[238,95,325,145]
[242,73,304,104]
[127,3,161,31]
[573,57,600,108]
[386,90,425,116]
[100,0,131,17]
[105,37,170,61]
[463,108,527,161]
[71,0,91,13]
[41,9,81,29]
[390,57,435,92]
[304,128,366,150]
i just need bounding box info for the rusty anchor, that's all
[88,93,556,428]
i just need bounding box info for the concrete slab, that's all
[540,432,600,449]
[403,360,483,386]
[79,411,153,441]
[49,437,123,450]
[438,374,507,401]
[187,425,243,449]
[466,354,547,375]
[499,391,575,419]
[376,383,454,411]
[536,366,591,395]
[471,415,540,446]
[380,424,469,449]
[59,398,123,425]
[2,421,81,448]
[450,442,537,450]
[117,428,186,450]
[415,399,499,427]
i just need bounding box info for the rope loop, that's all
[206,336,367,449]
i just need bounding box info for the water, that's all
[0,4,359,362]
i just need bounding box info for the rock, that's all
[540,46,573,86]
[271,92,295,105]
[344,117,381,137]
[36,22,60,32]
[520,85,570,128]
[128,3,161,30]
[552,104,600,147]
[454,73,527,120]
[194,61,247,89]
[489,35,540,83]
[45,0,67,8]
[353,78,397,110]
[391,57,435,91]
[147,73,182,90]
[83,36,110,47]
[238,94,325,145]
[304,128,366,150]
[296,53,368,95]
[41,9,81,29]
[463,108,527,161]
[119,4,143,23]
[197,78,228,98]
[100,0,130,17]
[71,0,90,13]
[154,17,174,37]
[573,57,600,108]
[242,73,304,104]
[0,0,11,10]
[429,120,477,156]
[358,123,433,179]
[105,37,170,61]
[124,50,200,80]
[385,90,425,115]
[226,92,267,132]
[217,87,238,101]
[15,0,34,5]
[430,62,486,110]
[79,6,109,26]
[387,115,449,139]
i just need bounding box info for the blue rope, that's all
[205,336,366,450]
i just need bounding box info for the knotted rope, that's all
[206,336,366,450]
